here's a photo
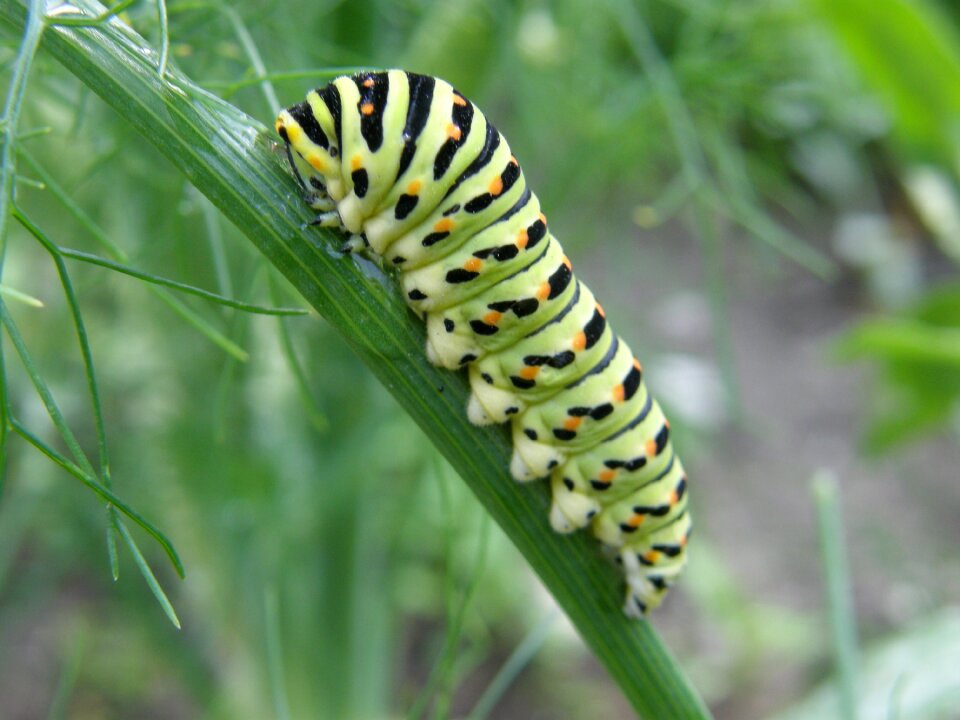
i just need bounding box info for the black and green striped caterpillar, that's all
[275,70,690,617]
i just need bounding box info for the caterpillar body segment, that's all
[276,70,691,616]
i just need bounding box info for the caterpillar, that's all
[275,70,690,617]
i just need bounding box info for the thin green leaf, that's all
[270,277,329,433]
[812,0,960,165]
[15,125,52,141]
[14,207,133,576]
[153,287,249,361]
[701,124,837,279]
[0,297,96,476]
[57,245,309,316]
[15,209,111,473]
[10,417,185,577]
[107,516,120,581]
[20,151,271,353]
[0,281,43,307]
[198,192,233,300]
[217,3,279,115]
[114,517,182,628]
[0,2,710,715]
[834,319,960,365]
[20,149,128,260]
[12,173,44,190]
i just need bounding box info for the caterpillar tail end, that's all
[619,513,692,616]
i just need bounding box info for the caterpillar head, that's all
[275,94,345,203]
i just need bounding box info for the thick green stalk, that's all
[0,2,710,716]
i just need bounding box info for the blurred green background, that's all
[2,0,959,718]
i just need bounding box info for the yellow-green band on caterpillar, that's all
[276,70,690,617]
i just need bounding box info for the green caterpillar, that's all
[276,70,690,617]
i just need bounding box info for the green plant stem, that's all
[0,0,42,250]
[813,471,859,720]
[264,588,292,720]
[1,0,43,483]
[269,276,330,433]
[408,463,490,720]
[466,609,558,720]
[0,2,711,715]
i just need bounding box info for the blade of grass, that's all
[813,470,860,720]
[0,2,711,715]
[701,123,838,280]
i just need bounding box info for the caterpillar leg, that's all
[307,210,344,228]
[466,365,526,426]
[549,472,600,533]
[339,233,370,254]
[308,195,336,212]
[510,425,564,480]
[281,140,334,211]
